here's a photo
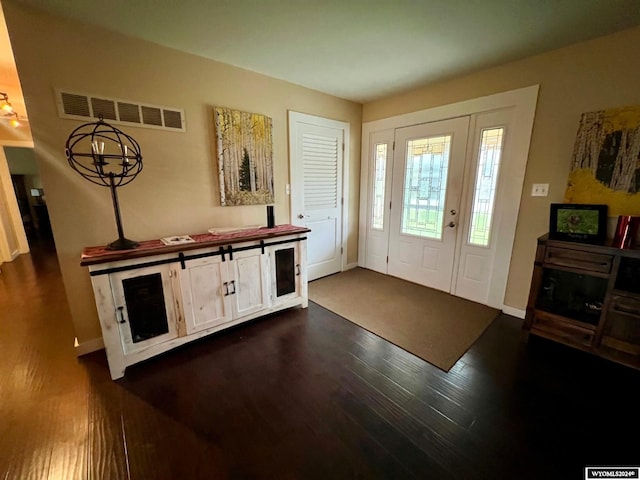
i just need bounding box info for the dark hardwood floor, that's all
[1,244,638,479]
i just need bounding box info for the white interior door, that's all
[289,112,348,281]
[388,117,470,292]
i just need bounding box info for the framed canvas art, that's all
[565,105,640,216]
[214,107,275,206]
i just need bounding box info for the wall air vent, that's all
[55,89,186,132]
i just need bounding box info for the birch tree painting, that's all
[214,107,274,206]
[566,106,640,216]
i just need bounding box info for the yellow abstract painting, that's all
[214,107,274,206]
[566,105,640,216]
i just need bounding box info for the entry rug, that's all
[308,268,500,371]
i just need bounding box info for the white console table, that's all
[81,225,309,379]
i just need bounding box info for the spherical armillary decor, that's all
[65,117,143,250]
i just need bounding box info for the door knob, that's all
[447,221,456,228]
[298,214,309,219]
[450,209,457,215]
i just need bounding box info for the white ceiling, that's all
[3,0,640,104]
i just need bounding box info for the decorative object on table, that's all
[213,106,274,206]
[565,105,640,216]
[208,225,261,235]
[612,215,640,249]
[160,235,195,246]
[549,203,608,245]
[65,116,143,250]
[266,205,275,228]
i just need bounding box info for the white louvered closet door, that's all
[289,112,346,281]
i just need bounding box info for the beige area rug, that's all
[308,268,500,371]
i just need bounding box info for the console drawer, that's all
[544,247,612,273]
[532,310,595,347]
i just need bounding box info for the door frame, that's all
[358,85,539,309]
[0,139,33,262]
[288,111,350,275]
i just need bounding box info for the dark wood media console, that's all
[524,234,640,370]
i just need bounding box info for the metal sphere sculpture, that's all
[65,117,143,250]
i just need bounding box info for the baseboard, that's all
[74,336,104,356]
[344,262,358,271]
[502,305,526,319]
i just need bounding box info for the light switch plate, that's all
[531,183,549,197]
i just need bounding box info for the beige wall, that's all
[3,2,362,343]
[364,26,640,311]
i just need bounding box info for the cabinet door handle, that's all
[296,264,301,276]
[230,280,236,295]
[223,282,229,296]
[117,306,126,324]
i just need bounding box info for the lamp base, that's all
[107,237,139,250]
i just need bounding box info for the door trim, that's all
[288,111,350,274]
[359,85,539,309]
[0,140,33,262]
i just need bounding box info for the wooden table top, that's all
[80,224,311,266]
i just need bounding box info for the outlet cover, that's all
[531,183,549,197]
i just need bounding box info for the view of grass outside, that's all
[401,205,443,239]
[469,212,491,245]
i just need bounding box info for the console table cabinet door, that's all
[109,264,179,355]
[179,255,233,335]
[228,248,269,319]
[269,242,302,306]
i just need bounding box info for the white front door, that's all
[388,117,470,292]
[289,112,348,281]
[360,86,538,309]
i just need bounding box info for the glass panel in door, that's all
[401,135,451,239]
[468,127,504,247]
[122,273,169,343]
[371,143,388,231]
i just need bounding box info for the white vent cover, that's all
[55,89,186,132]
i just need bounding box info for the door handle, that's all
[297,214,308,219]
[447,221,456,228]
[117,306,126,324]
